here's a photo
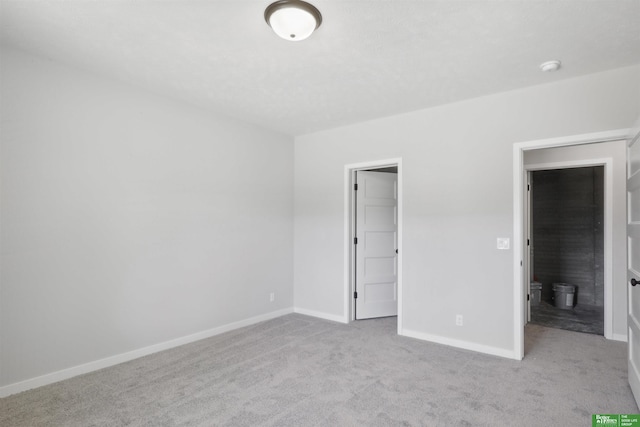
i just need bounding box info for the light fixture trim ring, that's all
[264,0,323,31]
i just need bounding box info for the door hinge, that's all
[354,183,358,191]
[354,291,358,299]
[527,239,530,246]
[354,237,358,245]
[527,184,530,191]
[527,294,530,301]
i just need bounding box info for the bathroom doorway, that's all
[515,133,628,359]
[528,166,604,335]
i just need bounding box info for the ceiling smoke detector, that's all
[540,60,561,72]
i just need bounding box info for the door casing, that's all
[344,158,403,333]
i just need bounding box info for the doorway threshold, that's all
[530,301,604,335]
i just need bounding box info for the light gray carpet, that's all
[1,314,637,426]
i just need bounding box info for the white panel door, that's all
[355,171,398,319]
[628,127,640,408]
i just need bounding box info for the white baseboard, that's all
[293,307,348,324]
[401,328,518,360]
[611,332,628,342]
[0,307,294,398]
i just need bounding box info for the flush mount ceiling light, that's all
[540,60,561,72]
[264,0,322,41]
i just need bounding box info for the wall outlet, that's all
[270,292,275,302]
[456,314,463,326]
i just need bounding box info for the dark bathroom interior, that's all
[529,166,604,335]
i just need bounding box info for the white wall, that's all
[0,47,294,390]
[524,141,628,339]
[294,65,640,356]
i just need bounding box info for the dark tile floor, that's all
[530,301,604,335]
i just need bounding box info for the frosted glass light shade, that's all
[265,1,322,41]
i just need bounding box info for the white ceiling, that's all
[1,0,639,136]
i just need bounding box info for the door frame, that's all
[512,129,629,360]
[344,158,403,333]
[525,170,532,324]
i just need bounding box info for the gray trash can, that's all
[530,282,542,306]
[552,283,575,309]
